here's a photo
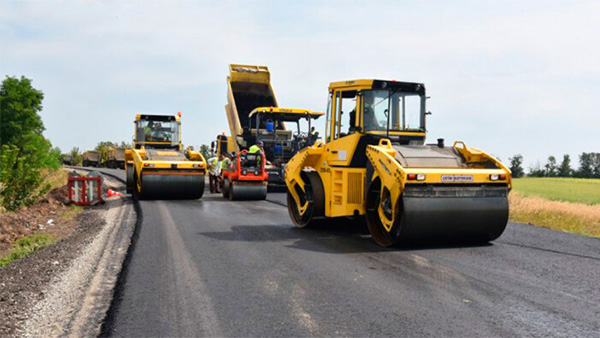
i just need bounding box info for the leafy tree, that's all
[118,141,132,149]
[575,152,594,178]
[528,161,545,177]
[544,156,558,177]
[69,147,82,165]
[592,153,600,178]
[0,76,59,210]
[558,154,572,177]
[509,154,524,178]
[0,76,44,148]
[95,141,116,163]
[199,144,210,160]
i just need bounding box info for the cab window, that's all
[333,90,357,140]
[362,90,424,132]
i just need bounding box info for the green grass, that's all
[512,177,600,205]
[0,234,53,266]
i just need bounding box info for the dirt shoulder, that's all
[0,207,105,335]
[0,170,136,337]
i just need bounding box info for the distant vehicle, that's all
[106,147,126,169]
[82,150,101,167]
[62,154,73,166]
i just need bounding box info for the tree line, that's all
[508,153,600,178]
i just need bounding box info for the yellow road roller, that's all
[285,79,512,246]
[125,113,206,200]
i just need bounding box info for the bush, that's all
[0,145,52,211]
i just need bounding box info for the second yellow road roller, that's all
[125,113,207,200]
[285,79,512,246]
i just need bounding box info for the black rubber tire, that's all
[228,183,236,201]
[126,163,134,194]
[222,179,229,198]
[133,171,142,200]
[287,171,325,228]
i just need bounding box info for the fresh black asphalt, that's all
[97,168,600,337]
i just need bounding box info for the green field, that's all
[512,177,600,205]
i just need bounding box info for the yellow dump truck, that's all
[125,113,206,200]
[225,64,323,189]
[106,147,126,169]
[82,150,101,167]
[285,79,511,246]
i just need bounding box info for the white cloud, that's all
[1,0,598,168]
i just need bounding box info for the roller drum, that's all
[400,195,508,243]
[140,173,205,200]
[230,183,267,200]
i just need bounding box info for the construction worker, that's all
[144,121,155,141]
[248,141,264,167]
[249,140,264,154]
[207,155,221,193]
[310,127,319,144]
[221,153,233,173]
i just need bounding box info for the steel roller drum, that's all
[397,185,509,243]
[229,183,267,200]
[140,173,205,200]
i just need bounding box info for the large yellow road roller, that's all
[125,113,206,200]
[285,79,512,246]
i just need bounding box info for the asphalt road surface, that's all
[96,168,600,337]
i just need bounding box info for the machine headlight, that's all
[407,173,426,181]
[490,174,506,181]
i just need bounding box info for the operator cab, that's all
[248,108,324,166]
[328,80,426,146]
[134,114,181,149]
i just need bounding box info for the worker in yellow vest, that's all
[248,140,264,154]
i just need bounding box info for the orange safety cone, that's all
[108,188,124,197]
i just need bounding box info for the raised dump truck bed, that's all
[224,64,323,190]
[226,64,280,151]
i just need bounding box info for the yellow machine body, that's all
[125,114,206,200]
[285,79,512,246]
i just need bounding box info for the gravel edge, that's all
[19,177,136,337]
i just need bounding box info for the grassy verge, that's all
[509,192,600,238]
[0,234,53,266]
[512,177,600,205]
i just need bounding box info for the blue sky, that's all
[1,0,599,169]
